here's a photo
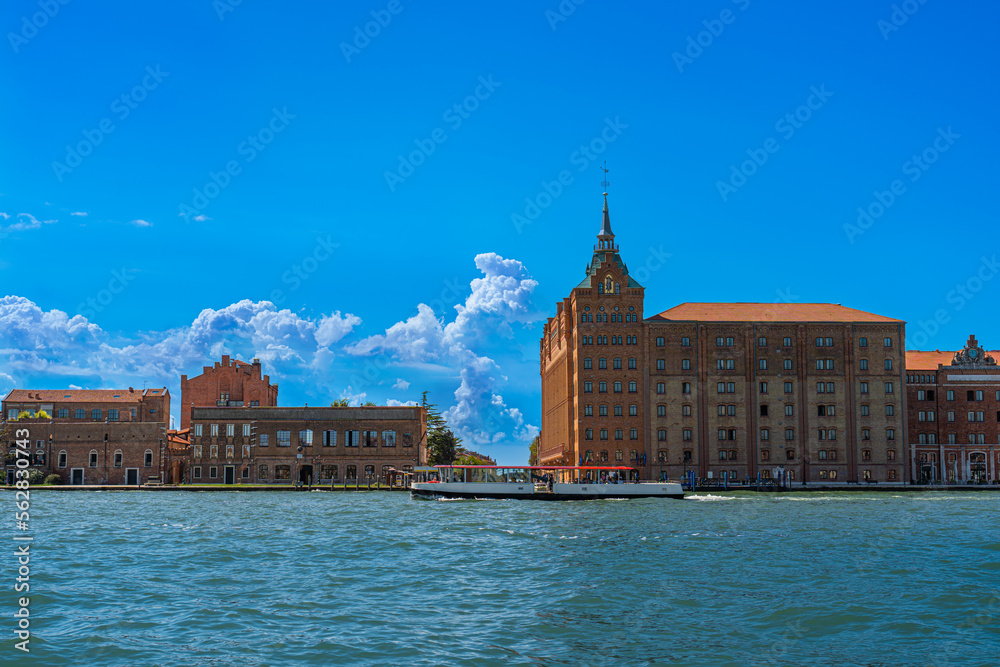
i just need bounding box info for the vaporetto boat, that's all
[409,465,685,501]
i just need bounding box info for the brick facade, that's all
[906,335,1000,483]
[540,195,909,484]
[4,420,167,485]
[180,355,278,429]
[171,405,427,485]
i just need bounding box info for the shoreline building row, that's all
[539,194,1000,485]
[3,355,427,485]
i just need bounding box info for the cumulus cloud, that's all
[386,399,418,407]
[2,213,57,232]
[130,219,153,228]
[392,378,410,391]
[346,253,540,446]
[71,211,87,217]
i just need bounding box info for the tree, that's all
[421,391,446,433]
[16,411,31,420]
[362,401,378,406]
[428,427,460,466]
[456,453,490,466]
[528,435,540,466]
[330,399,351,407]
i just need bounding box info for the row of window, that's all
[191,463,409,481]
[661,381,897,396]
[579,312,638,323]
[584,428,639,441]
[54,449,155,468]
[581,449,642,462]
[8,408,140,421]
[651,427,897,443]
[583,357,638,370]
[652,403,892,418]
[584,381,638,394]
[917,410,1000,422]
[651,336,889,348]
[580,335,639,345]
[192,426,413,447]
[917,434,1000,444]
[583,404,638,417]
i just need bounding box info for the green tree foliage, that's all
[428,428,460,466]
[27,468,45,484]
[455,453,490,466]
[528,435,540,466]
[362,401,378,406]
[43,474,62,485]
[36,410,51,419]
[330,399,351,407]
[16,411,31,420]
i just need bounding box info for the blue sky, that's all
[2,0,998,464]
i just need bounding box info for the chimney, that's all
[129,387,134,393]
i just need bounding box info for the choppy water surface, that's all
[11,491,1000,666]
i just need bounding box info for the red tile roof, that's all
[648,303,901,323]
[2,389,165,403]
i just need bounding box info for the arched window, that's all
[143,449,153,467]
[630,449,639,462]
[615,449,624,461]
[346,465,358,480]
[599,450,608,462]
[89,450,98,467]
[114,450,123,467]
[58,450,67,468]
[615,282,620,294]
[597,282,604,294]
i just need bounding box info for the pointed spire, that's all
[599,192,614,238]
[596,163,616,250]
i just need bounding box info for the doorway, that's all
[71,468,84,485]
[300,464,313,485]
[126,468,139,485]
[224,465,235,485]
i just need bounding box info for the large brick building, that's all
[540,194,908,484]
[906,335,1000,483]
[2,387,169,425]
[172,405,427,485]
[180,355,278,429]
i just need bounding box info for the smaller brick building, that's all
[2,387,169,424]
[4,419,168,485]
[906,335,1000,484]
[180,355,278,429]
[171,405,427,485]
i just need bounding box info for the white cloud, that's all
[71,211,88,217]
[339,386,367,406]
[3,213,56,232]
[193,214,210,222]
[130,219,153,228]
[316,312,363,347]
[387,399,418,407]
[346,253,540,446]
[392,378,410,391]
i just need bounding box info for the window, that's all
[114,450,123,467]
[759,359,767,370]
[657,404,666,417]
[144,450,153,467]
[241,466,249,479]
[658,429,667,442]
[887,449,896,461]
[760,428,769,441]
[277,430,291,447]
[657,382,666,395]
[242,444,250,458]
[584,358,592,369]
[783,337,792,347]
[760,404,768,416]
[613,405,621,417]
[195,424,203,437]
[727,337,734,347]
[860,382,869,394]
[630,429,638,440]
[785,405,794,417]
[599,404,608,417]
[680,359,689,370]
[613,381,622,394]
[862,449,872,461]
[947,390,955,401]
[74,409,85,419]
[785,429,794,441]
[760,382,768,394]
[862,429,870,441]
[656,337,665,347]
[599,358,607,370]
[884,359,893,370]
[860,359,868,370]
[89,450,98,467]
[682,382,691,394]
[363,430,379,447]
[259,434,269,446]
[716,336,724,347]
[599,450,609,462]
[976,390,984,401]
[859,337,867,347]
[758,337,767,347]
[599,381,607,393]
[682,404,691,416]
[784,382,793,394]
[682,429,692,442]
[92,409,102,420]
[629,382,637,393]
[613,358,622,370]
[108,409,119,422]
[211,424,219,436]
[727,382,735,393]
[719,449,728,460]
[886,429,895,441]
[194,467,202,480]
[227,424,235,437]
[886,405,895,417]
[761,449,770,461]
[883,337,892,347]
[885,382,894,394]
[584,382,593,393]
[683,450,692,461]
[323,430,337,446]
[210,444,218,458]
[58,450,67,468]
[243,424,251,437]
[681,337,690,346]
[784,359,792,370]
[786,449,795,460]
[275,465,291,480]
[383,431,396,447]
[861,404,869,416]
[600,429,608,441]
[584,405,593,417]
[585,429,593,441]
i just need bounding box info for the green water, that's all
[6,491,1000,666]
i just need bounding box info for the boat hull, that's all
[410,481,684,501]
